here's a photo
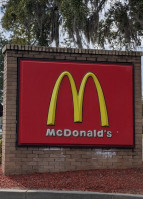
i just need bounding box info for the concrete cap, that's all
[2,44,143,57]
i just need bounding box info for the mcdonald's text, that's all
[46,129,112,138]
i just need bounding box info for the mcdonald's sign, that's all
[18,59,134,147]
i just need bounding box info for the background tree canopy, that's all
[1,0,107,48]
[0,33,8,103]
[2,0,143,50]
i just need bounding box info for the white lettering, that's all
[94,130,97,137]
[97,130,104,137]
[46,129,55,136]
[64,129,71,137]
[56,129,62,136]
[80,130,86,137]
[107,131,112,138]
[73,130,79,137]
[46,128,113,138]
[87,130,93,137]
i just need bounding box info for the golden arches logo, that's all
[47,71,109,127]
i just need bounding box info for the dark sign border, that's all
[16,58,135,148]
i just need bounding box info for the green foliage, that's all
[99,0,143,50]
[60,0,107,48]
[2,0,143,49]
[0,34,9,103]
[60,0,88,48]
[2,0,61,46]
[1,0,107,48]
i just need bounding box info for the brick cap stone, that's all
[2,44,143,56]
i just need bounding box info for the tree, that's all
[1,0,107,48]
[1,0,143,49]
[0,34,8,103]
[61,0,107,48]
[98,0,143,50]
[2,0,61,46]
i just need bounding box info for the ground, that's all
[0,165,143,194]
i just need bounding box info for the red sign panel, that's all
[18,59,134,147]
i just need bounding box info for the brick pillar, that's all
[1,44,142,175]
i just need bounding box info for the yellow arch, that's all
[78,72,109,126]
[47,71,109,127]
[47,71,80,125]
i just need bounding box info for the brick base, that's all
[2,45,142,175]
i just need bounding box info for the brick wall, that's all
[2,44,142,175]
